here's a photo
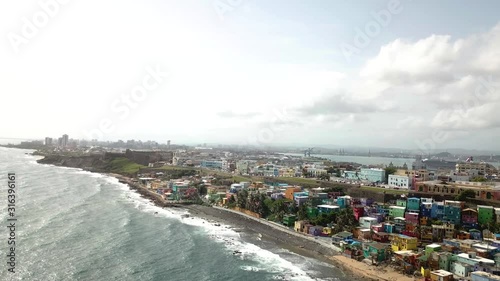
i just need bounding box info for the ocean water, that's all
[0,148,347,281]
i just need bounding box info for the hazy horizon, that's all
[2,0,500,151]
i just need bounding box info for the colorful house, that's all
[389,206,406,218]
[431,202,445,220]
[336,196,351,208]
[359,217,378,229]
[394,217,406,234]
[396,199,407,208]
[332,231,353,245]
[317,205,340,214]
[462,208,478,229]
[376,205,389,217]
[284,187,302,200]
[362,242,388,263]
[391,234,418,251]
[283,215,296,227]
[372,231,390,243]
[443,205,461,225]
[405,212,419,225]
[383,222,394,233]
[478,205,495,226]
[407,197,421,212]
[352,206,364,221]
[421,202,433,218]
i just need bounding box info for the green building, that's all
[425,244,441,257]
[443,205,462,225]
[407,197,421,212]
[283,215,297,227]
[478,205,495,226]
[396,199,407,208]
[389,206,406,218]
[363,242,388,263]
[307,207,319,219]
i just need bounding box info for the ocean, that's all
[0,148,346,281]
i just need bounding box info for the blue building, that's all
[421,202,432,218]
[431,202,445,220]
[407,197,421,212]
[201,160,223,169]
[336,196,351,208]
[443,205,462,225]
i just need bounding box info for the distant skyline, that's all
[1,1,500,151]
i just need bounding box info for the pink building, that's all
[404,212,419,225]
[353,206,364,221]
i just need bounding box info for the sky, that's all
[1,0,500,151]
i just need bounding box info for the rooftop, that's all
[431,270,453,277]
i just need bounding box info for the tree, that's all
[297,204,308,220]
[236,189,249,209]
[471,176,487,182]
[333,207,357,232]
[384,166,397,183]
[455,189,476,201]
[319,174,330,181]
[228,195,236,207]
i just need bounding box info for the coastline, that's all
[32,155,413,281]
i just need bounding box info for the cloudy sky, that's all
[1,0,499,150]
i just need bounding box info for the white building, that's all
[388,175,411,189]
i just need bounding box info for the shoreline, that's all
[33,156,413,281]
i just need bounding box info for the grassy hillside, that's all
[105,157,146,174]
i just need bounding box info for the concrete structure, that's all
[388,175,411,189]
[471,271,500,281]
[343,168,385,183]
[430,269,453,281]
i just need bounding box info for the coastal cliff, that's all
[37,154,107,171]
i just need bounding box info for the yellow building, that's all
[391,234,418,252]
[456,162,498,175]
[396,169,434,181]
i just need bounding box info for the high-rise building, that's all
[62,134,69,147]
[44,137,53,146]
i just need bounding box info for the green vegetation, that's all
[471,176,487,182]
[232,175,252,183]
[105,157,145,174]
[384,166,397,183]
[359,186,408,195]
[455,189,476,201]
